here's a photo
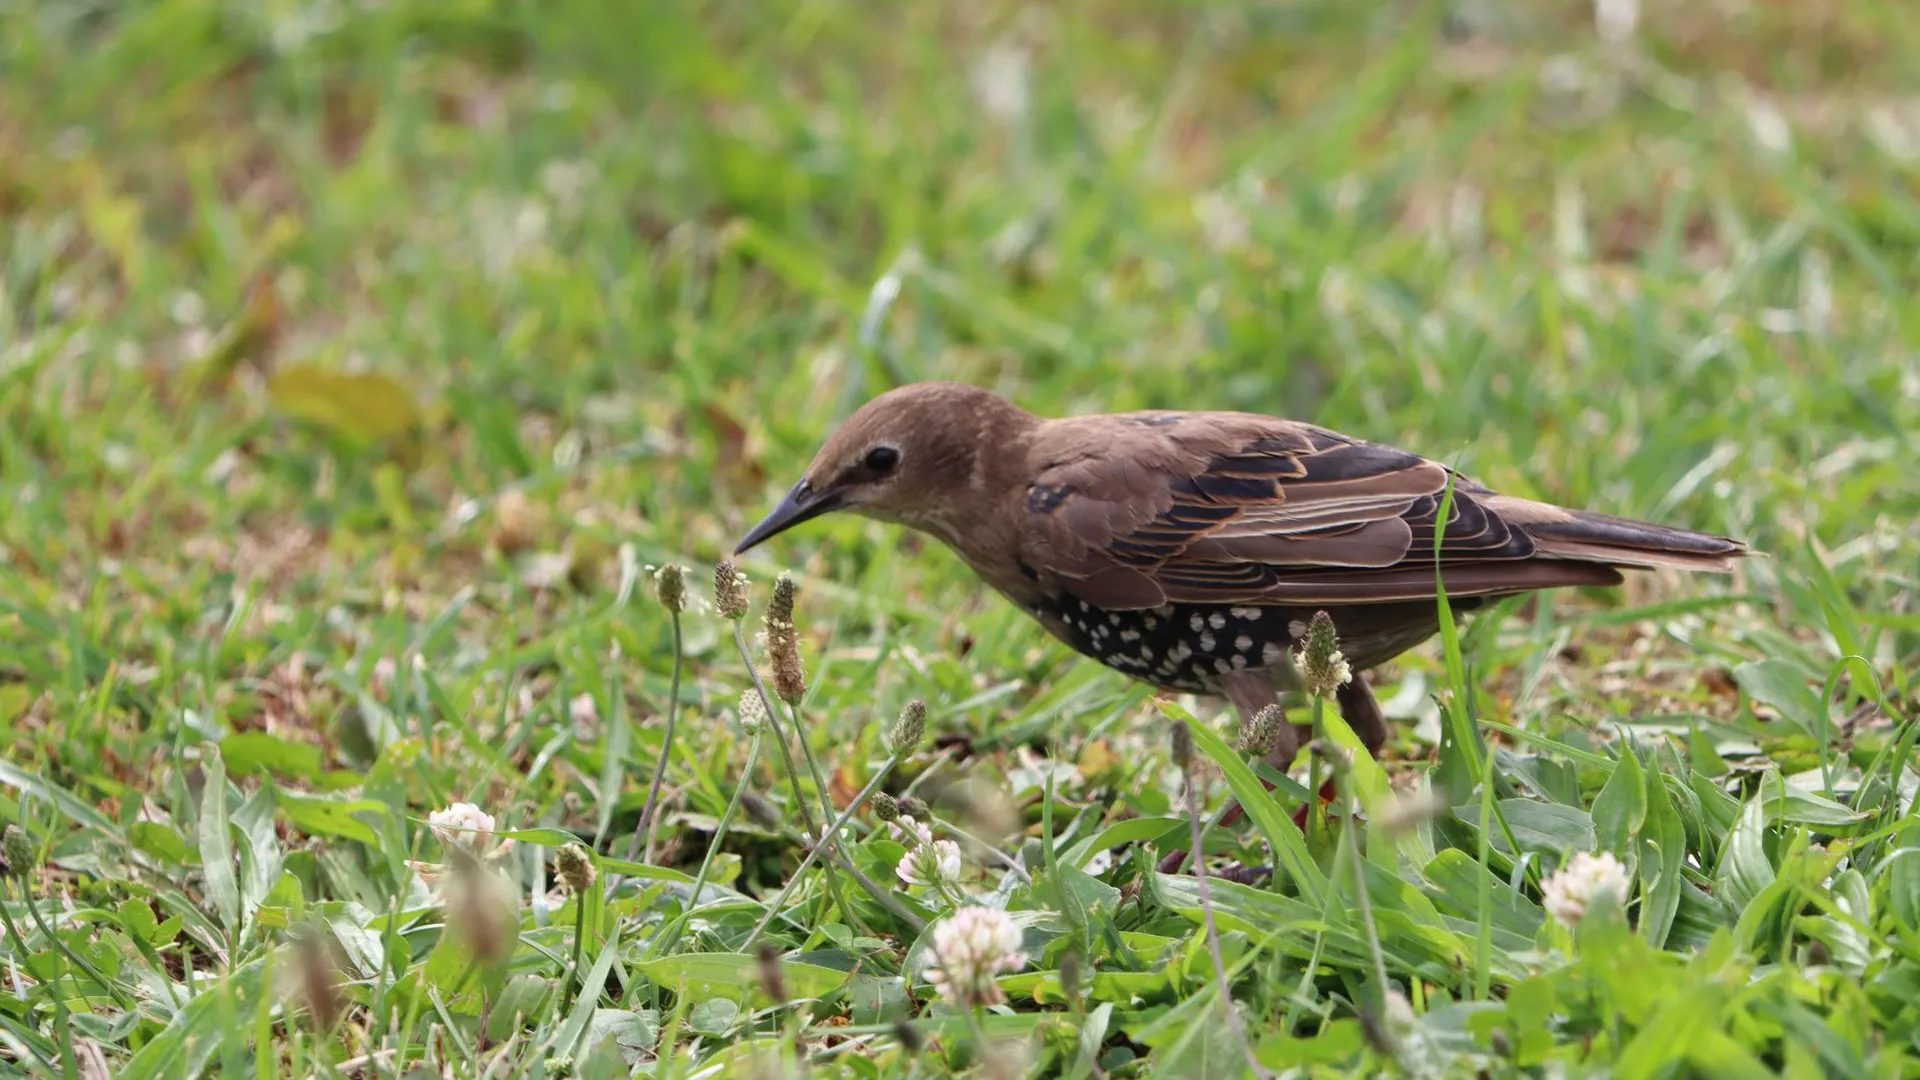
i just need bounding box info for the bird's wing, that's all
[1021,414,1734,609]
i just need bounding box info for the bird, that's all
[733,381,1749,772]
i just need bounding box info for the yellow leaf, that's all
[75,157,150,289]
[267,365,423,453]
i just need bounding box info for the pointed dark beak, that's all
[733,480,844,555]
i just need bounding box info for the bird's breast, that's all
[1026,593,1299,694]
[1019,595,1468,696]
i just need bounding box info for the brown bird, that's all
[734,382,1748,770]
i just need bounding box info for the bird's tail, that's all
[1492,498,1751,572]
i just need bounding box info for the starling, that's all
[734,382,1748,768]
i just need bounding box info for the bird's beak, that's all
[733,480,844,555]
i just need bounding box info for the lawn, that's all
[2,0,1918,1076]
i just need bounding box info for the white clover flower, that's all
[568,692,599,726]
[1541,850,1631,926]
[970,44,1030,123]
[539,158,598,211]
[1385,989,1415,1029]
[887,815,935,848]
[371,656,399,697]
[1194,189,1250,253]
[1746,99,1792,156]
[1594,0,1637,44]
[924,906,1026,1006]
[428,802,514,859]
[897,839,962,890]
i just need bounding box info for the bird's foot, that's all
[1156,775,1341,875]
[1290,775,1338,833]
[1217,862,1272,887]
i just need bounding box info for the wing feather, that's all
[1021,413,1743,609]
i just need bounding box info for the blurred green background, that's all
[5,0,1913,744]
[2,0,1918,1073]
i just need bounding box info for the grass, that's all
[2,0,1918,1075]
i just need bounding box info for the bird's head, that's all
[733,382,1031,555]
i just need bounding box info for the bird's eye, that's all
[863,446,900,474]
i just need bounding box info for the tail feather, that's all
[1524,508,1750,572]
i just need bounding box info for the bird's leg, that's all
[1157,671,1385,873]
[1282,678,1389,841]
[1210,668,1302,768]
[1220,672,1335,837]
[1157,671,1304,874]
[1335,676,1389,757]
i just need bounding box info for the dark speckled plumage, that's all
[1035,594,1480,696]
[734,382,1750,769]
[1020,588,1491,765]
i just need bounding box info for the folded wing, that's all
[1024,414,1746,609]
